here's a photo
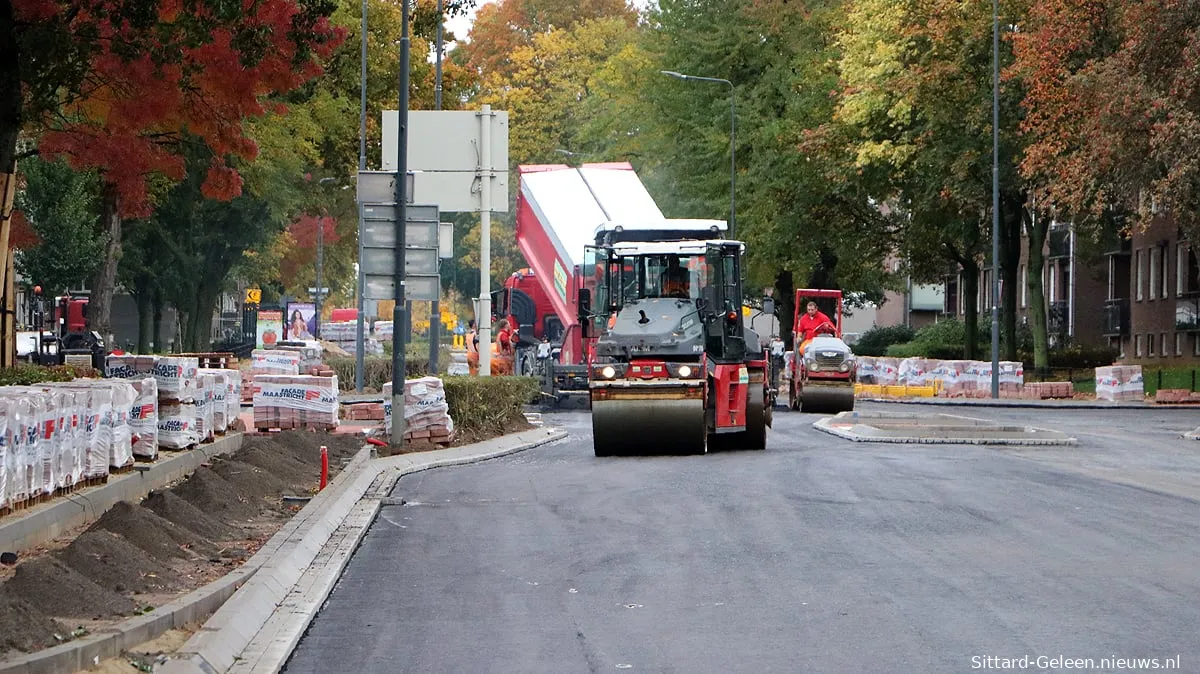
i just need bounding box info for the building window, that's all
[1162,333,1168,357]
[1176,333,1184,356]
[1148,334,1155,356]
[1136,334,1144,357]
[1161,243,1170,298]
[1149,247,1159,300]
[1195,334,1200,357]
[1108,255,1116,300]
[1136,249,1145,300]
[1180,244,1200,296]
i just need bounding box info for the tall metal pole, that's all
[728,82,735,239]
[429,0,443,375]
[315,212,323,338]
[479,104,493,377]
[355,0,367,392]
[659,71,735,238]
[391,0,410,446]
[990,0,1001,398]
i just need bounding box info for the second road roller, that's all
[580,239,772,456]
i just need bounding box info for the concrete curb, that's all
[0,434,245,555]
[812,415,1078,446]
[160,427,569,674]
[857,397,1200,410]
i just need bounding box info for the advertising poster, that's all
[285,302,317,341]
[257,309,283,348]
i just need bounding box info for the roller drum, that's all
[799,383,856,414]
[591,396,707,456]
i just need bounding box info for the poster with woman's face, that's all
[285,303,317,341]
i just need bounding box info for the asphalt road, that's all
[285,403,1200,673]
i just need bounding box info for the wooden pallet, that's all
[110,461,137,474]
[253,424,337,435]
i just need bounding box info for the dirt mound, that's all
[0,590,68,655]
[5,556,137,619]
[90,502,215,562]
[268,431,361,467]
[57,531,179,594]
[171,467,261,521]
[212,459,291,501]
[233,443,318,489]
[143,490,243,542]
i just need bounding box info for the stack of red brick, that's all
[306,364,337,377]
[1021,382,1075,399]
[383,378,454,445]
[1095,365,1144,402]
[251,375,339,431]
[343,401,386,421]
[1154,389,1200,404]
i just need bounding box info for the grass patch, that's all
[0,364,98,386]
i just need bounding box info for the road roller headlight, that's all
[601,365,616,379]
[839,362,850,372]
[677,365,692,378]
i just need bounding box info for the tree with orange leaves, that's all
[0,0,345,346]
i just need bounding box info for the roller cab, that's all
[583,241,769,456]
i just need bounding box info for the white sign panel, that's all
[361,247,439,276]
[382,110,509,172]
[365,274,440,302]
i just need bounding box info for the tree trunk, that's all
[0,2,20,369]
[134,287,151,353]
[1000,198,1022,361]
[961,259,980,361]
[91,185,122,343]
[774,269,795,350]
[1026,213,1050,374]
[152,288,164,352]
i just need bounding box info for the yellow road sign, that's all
[245,288,262,305]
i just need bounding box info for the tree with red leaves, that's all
[0,0,344,347]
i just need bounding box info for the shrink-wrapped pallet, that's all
[1096,365,1144,402]
[999,360,1024,393]
[0,392,37,503]
[47,382,112,481]
[252,375,339,430]
[158,401,199,449]
[252,349,301,375]
[104,354,155,379]
[898,358,934,386]
[0,401,8,509]
[225,369,242,423]
[44,387,81,491]
[373,320,394,340]
[199,369,230,433]
[383,378,454,439]
[128,377,157,461]
[153,356,199,401]
[193,373,216,442]
[931,360,971,396]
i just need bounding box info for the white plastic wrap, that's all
[225,369,242,424]
[1,394,30,506]
[252,375,339,429]
[108,379,138,466]
[251,350,301,375]
[1096,365,1143,402]
[0,401,8,509]
[47,383,112,480]
[158,401,199,449]
[104,354,156,379]
[374,320,394,340]
[199,369,230,434]
[128,377,158,461]
[194,374,216,442]
[153,356,199,401]
[383,378,454,437]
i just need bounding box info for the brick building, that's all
[1105,214,1200,363]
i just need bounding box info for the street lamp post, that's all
[660,70,736,239]
[990,0,1000,398]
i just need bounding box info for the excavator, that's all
[581,239,771,456]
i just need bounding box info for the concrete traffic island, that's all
[814,410,1078,445]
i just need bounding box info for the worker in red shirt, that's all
[796,301,835,351]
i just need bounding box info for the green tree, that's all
[14,157,103,297]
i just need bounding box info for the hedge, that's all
[0,364,99,387]
[853,325,916,357]
[326,354,449,391]
[443,376,540,438]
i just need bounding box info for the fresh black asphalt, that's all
[284,404,1200,673]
